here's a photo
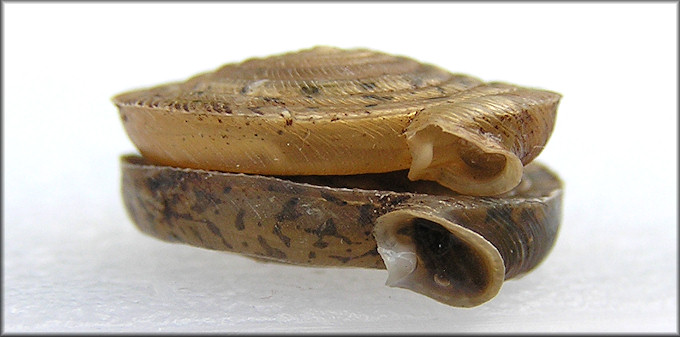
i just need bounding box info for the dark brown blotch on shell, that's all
[257,235,288,260]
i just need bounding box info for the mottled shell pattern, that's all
[113,46,561,196]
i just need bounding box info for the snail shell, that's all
[121,155,563,308]
[113,46,561,196]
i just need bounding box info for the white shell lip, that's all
[377,246,417,287]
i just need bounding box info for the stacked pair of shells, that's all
[115,46,563,307]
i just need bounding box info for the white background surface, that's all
[3,2,677,333]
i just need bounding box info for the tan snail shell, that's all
[113,46,564,308]
[113,46,561,196]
